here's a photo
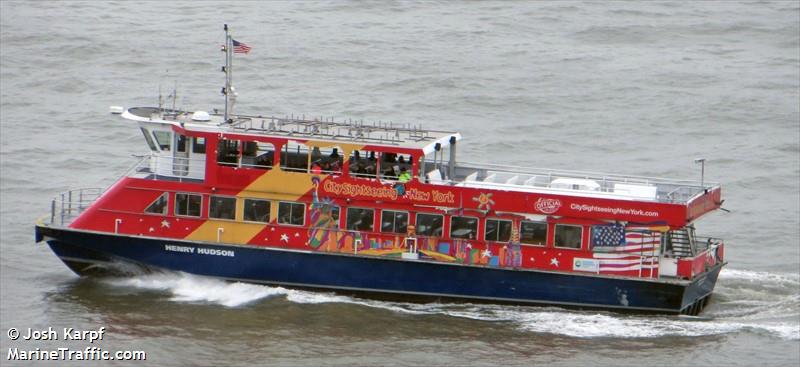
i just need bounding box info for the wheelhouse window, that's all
[346,208,374,232]
[554,224,583,249]
[217,139,239,166]
[416,213,443,237]
[381,210,408,233]
[175,193,201,217]
[310,146,343,174]
[349,150,378,179]
[152,131,172,151]
[278,202,305,226]
[485,218,512,242]
[450,216,478,240]
[176,134,188,153]
[241,141,274,170]
[144,193,168,215]
[209,195,236,220]
[192,137,206,154]
[280,141,310,173]
[520,221,548,246]
[140,128,158,151]
[243,198,270,223]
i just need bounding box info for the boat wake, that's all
[105,268,799,340]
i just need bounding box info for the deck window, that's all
[144,193,168,215]
[450,216,478,240]
[240,141,274,169]
[175,193,201,217]
[346,208,374,232]
[416,213,443,237]
[520,221,548,246]
[278,202,305,226]
[349,150,379,179]
[485,219,512,242]
[152,131,171,151]
[381,210,408,234]
[140,128,158,151]
[554,224,583,249]
[192,137,206,154]
[217,139,239,166]
[310,146,343,174]
[243,199,271,223]
[379,152,413,180]
[209,196,236,220]
[280,141,310,173]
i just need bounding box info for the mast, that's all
[222,24,232,123]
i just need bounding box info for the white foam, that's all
[104,270,799,340]
[106,272,288,307]
[720,268,800,285]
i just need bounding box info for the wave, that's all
[105,269,799,340]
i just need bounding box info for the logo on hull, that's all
[535,197,562,214]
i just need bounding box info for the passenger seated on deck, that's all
[398,167,411,183]
[398,155,406,165]
[311,162,322,175]
[329,148,340,160]
[351,150,361,164]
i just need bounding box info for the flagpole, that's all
[223,24,232,123]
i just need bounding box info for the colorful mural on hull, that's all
[307,175,524,267]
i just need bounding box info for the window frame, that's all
[208,195,237,221]
[192,137,206,154]
[277,201,306,226]
[242,198,271,223]
[174,192,202,218]
[484,218,512,242]
[140,127,158,152]
[143,192,169,215]
[380,210,409,234]
[520,220,549,247]
[152,130,172,151]
[449,215,479,240]
[554,224,583,250]
[416,212,444,237]
[346,207,375,232]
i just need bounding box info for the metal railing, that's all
[126,154,206,181]
[431,160,717,204]
[49,188,104,226]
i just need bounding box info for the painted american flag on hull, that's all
[591,224,663,274]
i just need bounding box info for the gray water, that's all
[1,1,798,366]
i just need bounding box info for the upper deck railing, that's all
[433,161,716,204]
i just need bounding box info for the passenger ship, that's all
[34,26,726,315]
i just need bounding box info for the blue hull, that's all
[35,225,721,314]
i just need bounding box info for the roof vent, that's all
[191,111,211,122]
[109,106,124,114]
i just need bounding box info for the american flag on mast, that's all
[232,39,251,54]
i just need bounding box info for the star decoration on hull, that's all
[280,234,289,243]
[160,220,170,228]
[550,257,560,267]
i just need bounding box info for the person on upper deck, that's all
[398,167,411,183]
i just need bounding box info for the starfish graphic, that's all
[160,220,170,228]
[481,249,492,258]
[471,193,495,211]
[280,234,289,243]
[550,257,560,267]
